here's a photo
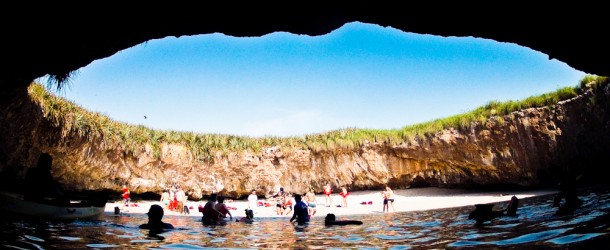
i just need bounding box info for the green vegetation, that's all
[28,75,608,158]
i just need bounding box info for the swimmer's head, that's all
[325,213,336,222]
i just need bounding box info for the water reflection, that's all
[1,186,610,249]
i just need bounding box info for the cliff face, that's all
[1,83,609,199]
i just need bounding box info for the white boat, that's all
[0,191,106,220]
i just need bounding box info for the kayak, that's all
[0,191,106,220]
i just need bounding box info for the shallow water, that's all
[2,186,610,249]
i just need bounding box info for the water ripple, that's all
[388,245,412,250]
[546,233,605,245]
[86,243,120,248]
[375,234,411,240]
[57,236,81,241]
[461,232,506,240]
[495,228,571,246]
[158,243,209,249]
[2,186,610,249]
[23,235,44,242]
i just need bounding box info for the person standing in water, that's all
[201,193,224,225]
[215,195,233,221]
[290,194,310,225]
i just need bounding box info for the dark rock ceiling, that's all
[1,4,608,94]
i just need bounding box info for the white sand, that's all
[106,187,557,219]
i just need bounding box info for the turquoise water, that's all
[2,186,609,249]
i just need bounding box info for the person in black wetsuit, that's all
[290,194,309,225]
[468,203,506,226]
[236,209,254,222]
[506,195,519,216]
[553,176,583,216]
[324,213,363,226]
[468,196,520,226]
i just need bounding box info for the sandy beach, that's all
[106,187,557,219]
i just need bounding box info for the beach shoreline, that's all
[106,187,558,219]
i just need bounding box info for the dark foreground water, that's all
[2,186,610,249]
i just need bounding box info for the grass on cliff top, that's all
[28,75,608,159]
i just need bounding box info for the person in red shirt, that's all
[122,185,131,205]
[324,183,332,207]
[339,187,349,208]
[283,192,294,215]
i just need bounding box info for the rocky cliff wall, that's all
[1,82,609,199]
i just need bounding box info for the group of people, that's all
[246,187,299,216]
[145,191,253,227]
[245,184,391,218]
[23,152,585,233]
[320,184,395,213]
[382,186,395,212]
[288,191,364,226]
[468,180,584,226]
[200,193,234,225]
[242,186,357,225]
[322,183,350,208]
[159,184,188,214]
[221,189,362,226]
[121,183,189,215]
[140,192,360,233]
[273,187,294,215]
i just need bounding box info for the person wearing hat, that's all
[139,204,174,232]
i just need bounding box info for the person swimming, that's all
[324,213,363,226]
[139,204,174,233]
[468,203,506,226]
[236,209,254,222]
[553,176,583,216]
[554,191,583,216]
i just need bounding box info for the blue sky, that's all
[47,22,586,137]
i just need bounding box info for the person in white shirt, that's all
[247,189,258,214]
